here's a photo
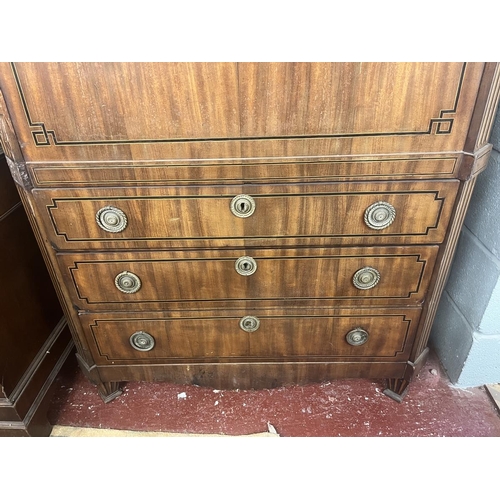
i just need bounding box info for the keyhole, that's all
[239,315,260,332]
[235,256,257,276]
[230,195,255,218]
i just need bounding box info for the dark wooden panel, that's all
[0,323,72,423]
[0,155,71,434]
[37,180,459,249]
[0,205,63,395]
[0,154,21,217]
[0,328,72,436]
[58,246,439,310]
[9,322,71,420]
[83,308,421,364]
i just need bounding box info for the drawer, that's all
[58,246,439,310]
[29,157,461,187]
[35,180,459,249]
[81,308,422,364]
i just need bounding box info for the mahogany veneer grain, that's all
[1,62,498,403]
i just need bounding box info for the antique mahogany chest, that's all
[1,62,498,402]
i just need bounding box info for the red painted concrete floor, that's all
[47,350,500,437]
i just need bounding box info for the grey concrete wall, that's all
[430,103,500,386]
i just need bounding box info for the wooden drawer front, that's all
[59,246,438,310]
[83,308,421,363]
[37,181,459,249]
[1,62,484,162]
[29,158,461,187]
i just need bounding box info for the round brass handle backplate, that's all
[345,327,369,346]
[364,201,396,230]
[96,206,128,233]
[353,267,381,290]
[115,271,142,294]
[130,331,155,351]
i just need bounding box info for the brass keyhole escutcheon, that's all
[239,315,260,332]
[230,194,256,218]
[235,256,257,276]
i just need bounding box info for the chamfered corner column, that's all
[384,347,430,402]
[75,353,123,403]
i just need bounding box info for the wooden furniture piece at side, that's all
[0,148,73,437]
[0,63,498,403]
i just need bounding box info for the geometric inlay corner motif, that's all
[31,122,54,146]
[427,63,466,136]
[12,62,467,147]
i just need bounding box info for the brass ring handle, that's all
[239,315,260,332]
[364,201,396,230]
[115,271,142,294]
[353,267,380,290]
[130,331,155,351]
[230,194,256,218]
[96,206,128,233]
[235,256,257,276]
[345,327,369,346]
